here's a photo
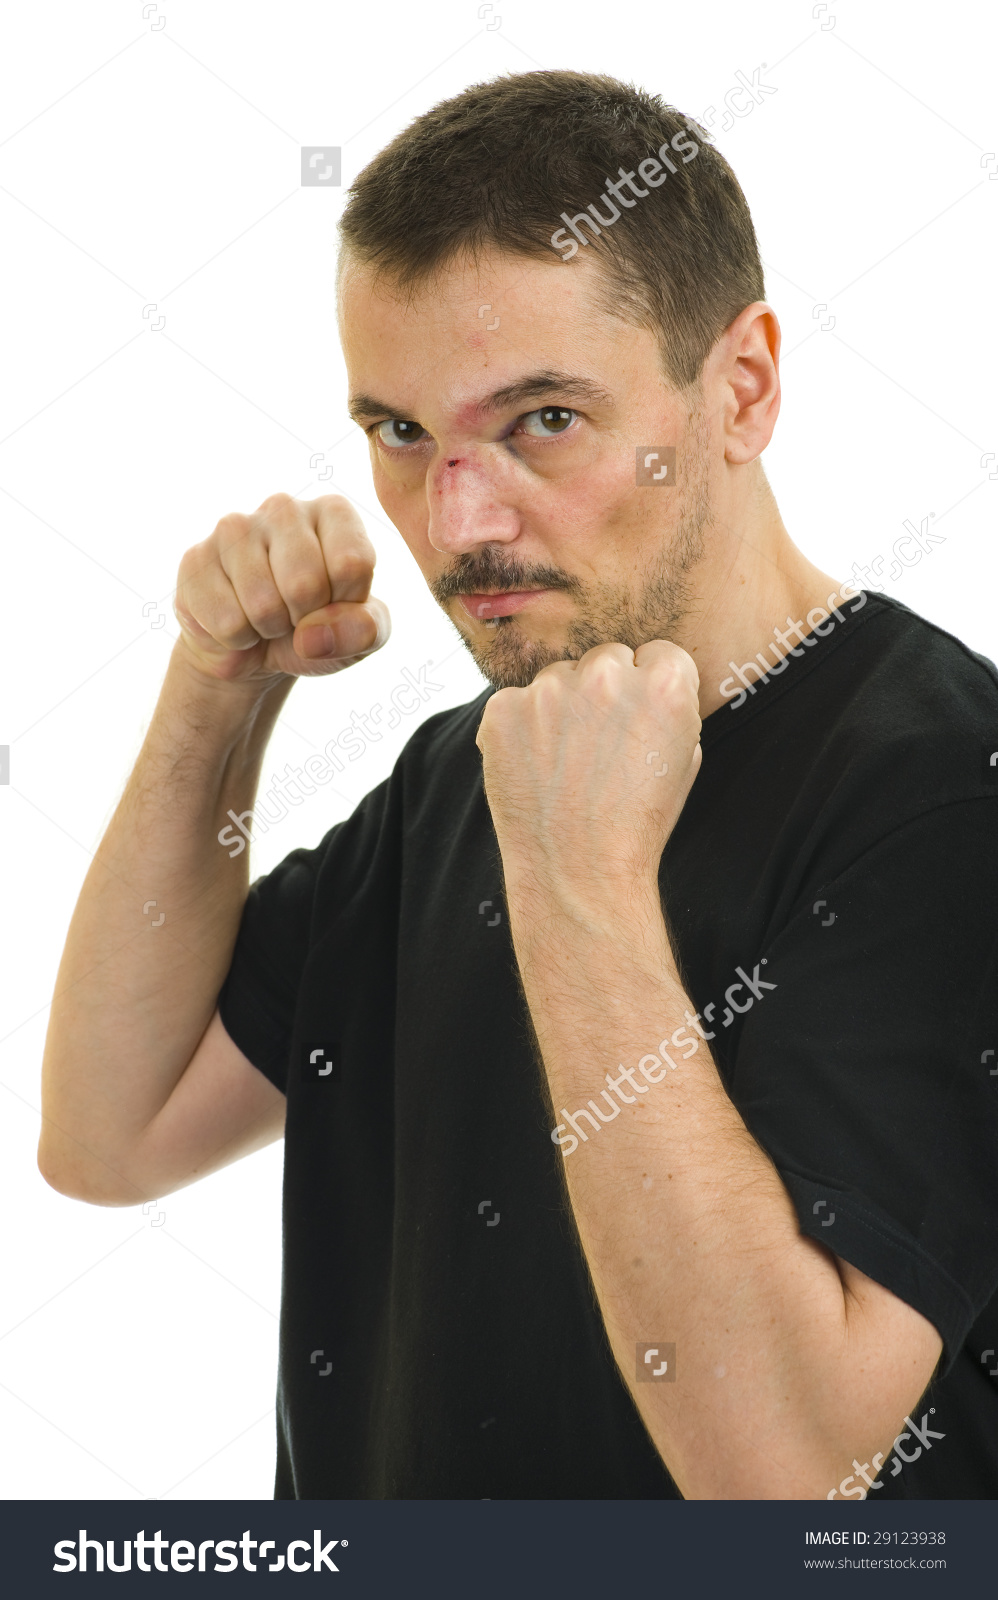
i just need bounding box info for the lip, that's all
[458,589,551,621]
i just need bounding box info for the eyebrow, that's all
[347,370,615,425]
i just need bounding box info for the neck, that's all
[676,466,845,717]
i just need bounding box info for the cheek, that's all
[371,450,427,507]
[371,465,434,555]
[537,453,641,550]
[602,440,685,534]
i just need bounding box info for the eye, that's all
[376,419,427,448]
[519,406,577,438]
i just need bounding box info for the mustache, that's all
[431,546,581,605]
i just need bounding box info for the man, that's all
[40,70,998,1500]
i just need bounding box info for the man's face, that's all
[339,248,716,689]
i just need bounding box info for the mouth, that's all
[457,589,551,621]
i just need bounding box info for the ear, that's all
[713,302,781,465]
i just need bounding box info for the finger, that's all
[266,522,332,629]
[531,657,579,682]
[312,495,376,604]
[217,517,293,642]
[633,637,693,668]
[294,595,391,661]
[634,638,700,689]
[581,641,638,665]
[252,493,340,626]
[176,546,260,652]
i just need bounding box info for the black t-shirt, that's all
[217,591,998,1499]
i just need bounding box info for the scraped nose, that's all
[425,449,522,555]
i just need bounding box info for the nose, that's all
[425,448,521,555]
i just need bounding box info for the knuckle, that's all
[282,572,326,611]
[328,548,374,585]
[172,595,199,632]
[243,590,289,634]
[257,491,298,516]
[236,576,273,609]
[319,494,369,540]
[217,618,252,647]
[318,494,373,542]
[176,543,204,586]
[586,657,622,693]
[208,605,253,646]
[482,687,514,724]
[214,512,252,548]
[533,666,564,696]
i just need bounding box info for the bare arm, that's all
[39,493,389,1205]
[477,639,942,1499]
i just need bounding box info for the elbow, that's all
[36,1145,101,1204]
[37,1148,91,1203]
[36,1138,144,1208]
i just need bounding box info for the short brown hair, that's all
[339,69,765,389]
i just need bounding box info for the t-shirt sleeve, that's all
[216,775,395,1095]
[729,796,998,1373]
[217,839,330,1095]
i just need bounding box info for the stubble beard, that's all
[441,407,713,691]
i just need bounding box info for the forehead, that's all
[337,247,649,420]
[338,245,603,329]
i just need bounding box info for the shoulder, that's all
[845,593,998,727]
[833,594,998,769]
[808,594,998,849]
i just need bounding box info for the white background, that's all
[0,0,995,1499]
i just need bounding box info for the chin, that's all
[469,616,611,690]
[467,619,570,690]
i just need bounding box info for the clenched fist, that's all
[174,493,390,683]
[477,640,702,900]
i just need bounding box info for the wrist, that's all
[502,861,667,947]
[168,637,293,712]
[159,640,296,782]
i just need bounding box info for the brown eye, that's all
[377,419,426,447]
[520,407,576,437]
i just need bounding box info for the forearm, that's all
[39,640,295,1194]
[480,639,939,1497]
[508,875,865,1499]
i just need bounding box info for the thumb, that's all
[294,597,391,663]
